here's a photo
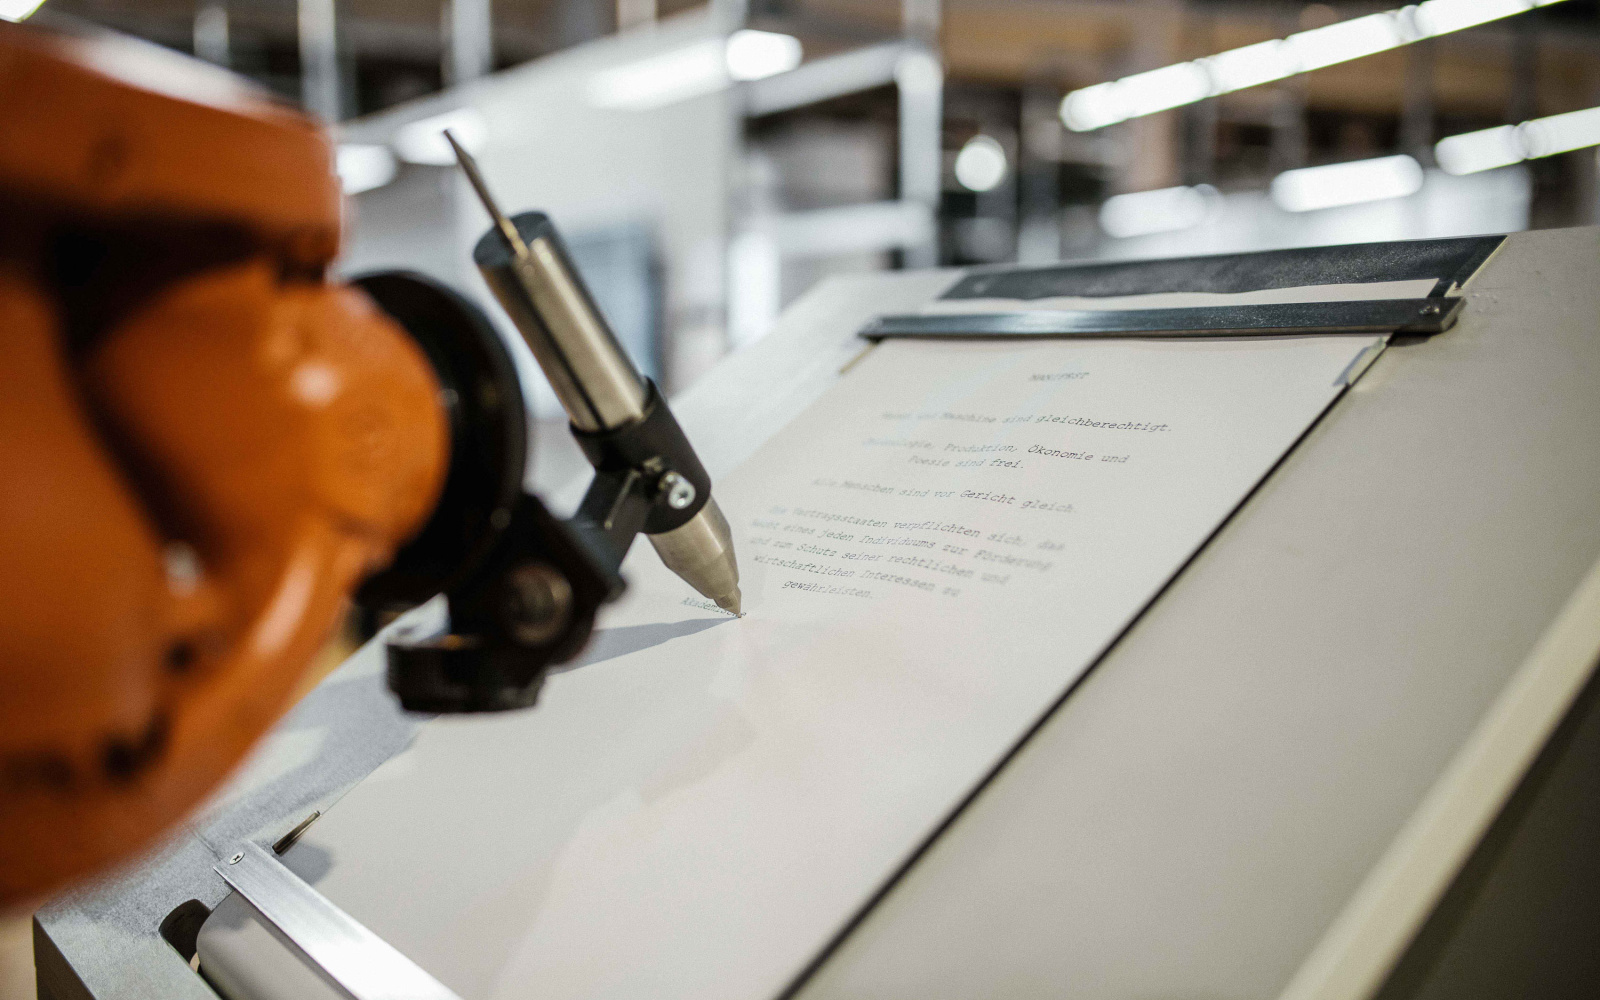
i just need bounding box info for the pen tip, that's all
[442,128,465,162]
[716,588,743,617]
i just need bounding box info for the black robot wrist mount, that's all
[352,271,706,713]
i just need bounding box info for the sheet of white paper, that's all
[248,334,1382,1000]
[920,277,1441,315]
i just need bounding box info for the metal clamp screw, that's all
[228,852,244,865]
[501,562,573,646]
[660,471,696,510]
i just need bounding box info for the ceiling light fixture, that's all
[0,0,46,22]
[589,30,803,111]
[954,135,1008,192]
[1099,184,1219,238]
[1270,154,1424,213]
[1437,105,1600,174]
[725,29,803,82]
[1062,0,1568,132]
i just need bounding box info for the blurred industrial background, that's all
[12,0,1599,413]
[3,1,1600,996]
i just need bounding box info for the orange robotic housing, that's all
[0,24,448,904]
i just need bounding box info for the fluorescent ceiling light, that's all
[954,135,1008,192]
[1099,184,1217,238]
[1414,0,1529,36]
[1203,40,1297,93]
[1521,105,1600,158]
[1063,63,1210,132]
[1436,105,1600,174]
[1286,12,1405,72]
[0,0,46,21]
[1117,63,1213,119]
[1061,85,1122,133]
[1062,0,1568,132]
[725,29,802,82]
[1435,124,1526,174]
[393,107,487,165]
[589,31,804,111]
[336,144,397,195]
[1271,154,1423,212]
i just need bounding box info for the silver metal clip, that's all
[215,842,461,1000]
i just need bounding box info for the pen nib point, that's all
[716,588,743,617]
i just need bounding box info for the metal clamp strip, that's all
[858,298,1463,341]
[215,842,461,1000]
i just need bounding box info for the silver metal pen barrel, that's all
[447,132,741,614]
[485,219,647,432]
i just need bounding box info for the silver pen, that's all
[445,131,742,615]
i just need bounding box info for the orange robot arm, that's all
[0,23,448,904]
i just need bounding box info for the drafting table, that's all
[34,225,1600,1000]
